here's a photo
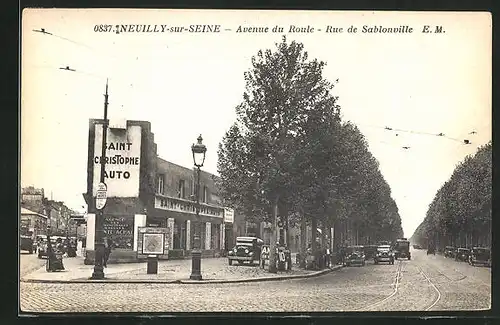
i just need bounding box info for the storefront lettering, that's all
[94,141,140,180]
[94,155,140,165]
[103,216,134,249]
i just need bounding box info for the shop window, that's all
[157,174,165,195]
[178,180,185,199]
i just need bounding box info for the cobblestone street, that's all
[19,249,490,313]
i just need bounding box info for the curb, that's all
[20,265,343,284]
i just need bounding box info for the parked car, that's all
[412,244,423,250]
[364,245,379,260]
[37,236,59,259]
[228,236,264,266]
[20,235,36,254]
[374,245,395,265]
[455,248,470,262]
[468,247,491,267]
[444,246,456,258]
[344,246,365,267]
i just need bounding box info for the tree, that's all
[411,142,492,249]
[217,36,340,272]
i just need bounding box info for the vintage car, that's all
[374,245,395,265]
[455,248,471,262]
[394,238,411,260]
[468,247,491,267]
[37,236,60,259]
[228,236,264,266]
[364,245,379,260]
[20,235,36,254]
[344,246,365,267]
[444,246,457,258]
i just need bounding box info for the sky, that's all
[21,9,491,237]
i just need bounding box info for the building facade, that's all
[21,186,77,237]
[83,118,235,264]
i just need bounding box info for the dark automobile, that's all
[455,248,470,262]
[374,245,395,265]
[444,246,456,258]
[394,238,411,260]
[364,245,379,260]
[228,236,264,266]
[20,235,36,254]
[412,244,422,250]
[468,247,490,267]
[344,246,365,267]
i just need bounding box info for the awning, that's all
[21,207,48,219]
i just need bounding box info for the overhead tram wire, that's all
[355,123,474,145]
[28,62,159,97]
[32,27,169,66]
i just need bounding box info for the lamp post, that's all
[190,135,207,280]
[91,80,109,280]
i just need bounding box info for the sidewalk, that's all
[21,255,341,284]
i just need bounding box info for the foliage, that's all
[217,36,404,248]
[411,142,492,248]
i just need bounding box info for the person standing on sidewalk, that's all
[103,237,113,267]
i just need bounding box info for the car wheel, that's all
[362,261,365,266]
[228,259,232,266]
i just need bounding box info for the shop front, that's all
[149,194,225,259]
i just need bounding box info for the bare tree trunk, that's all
[311,216,318,269]
[299,211,307,268]
[268,197,278,273]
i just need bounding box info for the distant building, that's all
[20,186,45,214]
[21,186,77,237]
[20,207,48,238]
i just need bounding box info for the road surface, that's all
[19,248,490,313]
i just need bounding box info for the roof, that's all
[21,207,48,219]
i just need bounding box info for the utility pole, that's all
[91,79,109,280]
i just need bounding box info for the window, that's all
[157,174,165,195]
[178,180,185,198]
[203,186,208,203]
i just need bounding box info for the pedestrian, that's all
[103,237,113,267]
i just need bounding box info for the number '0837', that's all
[94,24,113,32]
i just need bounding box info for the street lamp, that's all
[190,135,207,280]
[91,80,109,280]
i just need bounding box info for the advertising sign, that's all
[103,216,134,249]
[137,227,170,257]
[95,182,107,210]
[142,233,165,255]
[92,123,142,198]
[224,208,234,223]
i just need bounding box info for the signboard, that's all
[103,216,134,249]
[142,233,165,255]
[261,245,270,260]
[95,182,107,210]
[92,124,142,198]
[224,208,234,223]
[137,227,170,257]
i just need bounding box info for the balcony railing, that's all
[154,194,224,219]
